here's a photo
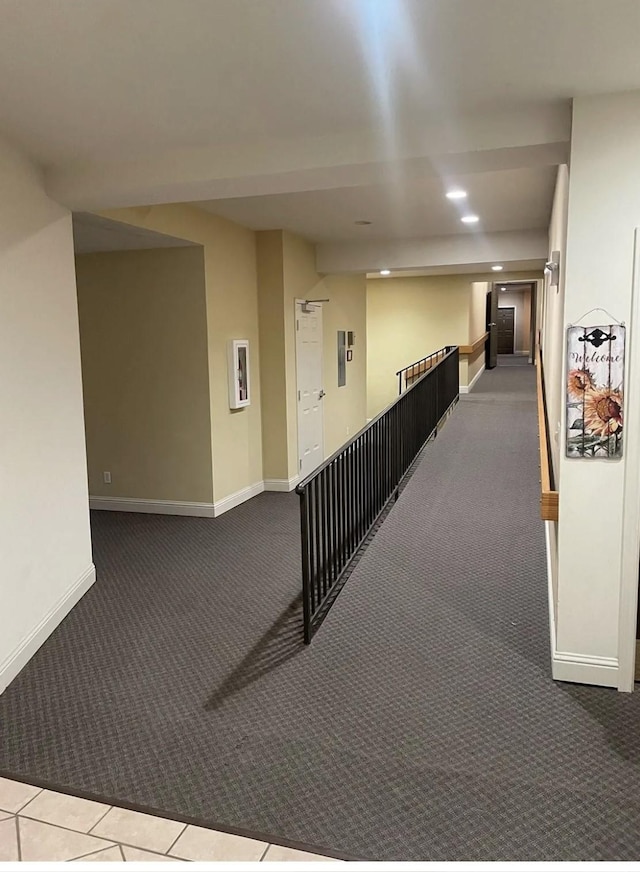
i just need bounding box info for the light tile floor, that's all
[0,776,341,863]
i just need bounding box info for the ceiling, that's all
[497,282,536,293]
[0,1,639,165]
[367,264,543,279]
[2,1,640,267]
[72,213,195,253]
[200,166,557,243]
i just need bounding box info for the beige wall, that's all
[257,230,368,481]
[322,273,367,454]
[468,347,486,383]
[256,231,288,482]
[469,281,489,344]
[100,205,263,504]
[0,134,93,692]
[76,247,213,503]
[282,232,325,479]
[367,271,541,416]
[498,289,532,353]
[284,236,367,463]
[367,276,470,418]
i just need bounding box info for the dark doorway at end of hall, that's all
[494,280,536,366]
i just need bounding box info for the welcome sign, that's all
[566,324,625,459]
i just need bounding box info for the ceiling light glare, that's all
[446,190,467,200]
[492,265,503,271]
[461,215,479,224]
[380,269,391,276]
[501,286,507,291]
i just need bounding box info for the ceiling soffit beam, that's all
[46,104,570,212]
[316,229,548,274]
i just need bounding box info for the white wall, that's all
[541,165,569,641]
[543,165,569,480]
[0,137,93,693]
[555,93,640,690]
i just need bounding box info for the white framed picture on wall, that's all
[227,339,250,409]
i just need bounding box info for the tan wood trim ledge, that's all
[536,345,559,522]
[404,349,447,382]
[459,332,489,355]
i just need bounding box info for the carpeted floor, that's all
[497,353,531,366]
[2,366,640,860]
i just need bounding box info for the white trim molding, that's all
[545,521,558,666]
[0,564,96,694]
[459,363,486,394]
[552,651,619,688]
[90,496,215,517]
[264,476,300,493]
[617,227,640,691]
[213,481,265,517]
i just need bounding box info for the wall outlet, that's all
[103,471,111,484]
[346,425,350,436]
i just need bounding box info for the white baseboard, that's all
[91,480,277,519]
[264,476,300,493]
[545,521,557,665]
[545,523,620,689]
[552,651,619,688]
[90,496,215,517]
[459,363,486,395]
[213,481,265,516]
[0,564,96,695]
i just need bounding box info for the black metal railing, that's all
[396,346,450,395]
[296,345,459,643]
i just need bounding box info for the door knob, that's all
[489,322,497,327]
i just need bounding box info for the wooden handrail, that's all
[459,332,489,355]
[404,351,445,381]
[536,345,559,522]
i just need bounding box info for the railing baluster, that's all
[296,346,458,643]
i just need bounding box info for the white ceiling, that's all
[199,166,557,242]
[0,1,639,164]
[72,213,195,253]
[3,1,640,266]
[367,264,543,279]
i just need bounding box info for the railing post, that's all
[299,489,312,644]
[301,346,459,643]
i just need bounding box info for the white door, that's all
[296,301,324,479]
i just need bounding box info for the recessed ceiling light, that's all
[461,215,479,224]
[446,190,467,200]
[492,265,503,271]
[501,286,507,291]
[354,219,372,225]
[380,269,391,276]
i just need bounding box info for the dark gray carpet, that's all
[497,353,531,366]
[2,366,640,860]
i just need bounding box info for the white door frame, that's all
[618,228,640,691]
[294,299,325,479]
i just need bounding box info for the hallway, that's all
[2,366,640,861]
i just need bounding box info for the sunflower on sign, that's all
[583,388,623,436]
[567,368,594,399]
[566,368,623,457]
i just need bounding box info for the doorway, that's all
[497,307,515,354]
[295,300,325,479]
[495,281,537,365]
